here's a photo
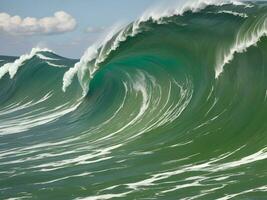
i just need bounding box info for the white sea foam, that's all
[37,54,59,61]
[126,146,267,191]
[137,0,244,22]
[62,23,125,95]
[34,172,92,185]
[218,10,248,18]
[30,144,121,171]
[216,185,267,200]
[0,47,52,79]
[216,15,267,78]
[75,192,131,200]
[46,61,66,68]
[0,92,53,116]
[0,101,81,136]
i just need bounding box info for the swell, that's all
[0,1,267,200]
[0,50,83,136]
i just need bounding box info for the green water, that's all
[0,2,267,200]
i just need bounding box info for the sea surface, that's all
[0,1,267,199]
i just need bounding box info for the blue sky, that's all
[0,0,161,58]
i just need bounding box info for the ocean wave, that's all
[63,0,252,95]
[0,1,267,199]
[0,47,53,79]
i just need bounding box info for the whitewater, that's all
[0,0,267,199]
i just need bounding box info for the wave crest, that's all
[0,47,53,79]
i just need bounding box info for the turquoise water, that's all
[0,2,267,199]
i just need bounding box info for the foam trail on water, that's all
[46,61,66,68]
[37,54,59,61]
[217,10,248,18]
[0,47,52,80]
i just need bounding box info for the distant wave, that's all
[0,47,52,79]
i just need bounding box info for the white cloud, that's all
[0,11,77,35]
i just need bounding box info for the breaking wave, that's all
[0,1,267,199]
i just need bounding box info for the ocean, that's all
[0,1,267,199]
